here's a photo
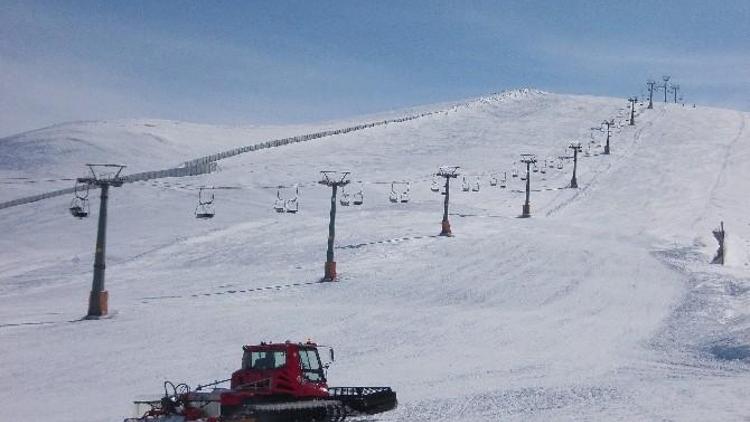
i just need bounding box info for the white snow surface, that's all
[1,90,750,421]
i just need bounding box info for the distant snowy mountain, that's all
[0,119,312,174]
[1,89,749,421]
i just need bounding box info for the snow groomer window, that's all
[248,351,286,369]
[299,348,324,382]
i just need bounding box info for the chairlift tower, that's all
[568,142,582,188]
[77,164,126,319]
[646,80,656,109]
[519,154,536,218]
[602,119,614,155]
[628,97,638,125]
[318,171,350,281]
[436,166,460,236]
[661,75,671,103]
[671,84,680,104]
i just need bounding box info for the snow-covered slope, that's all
[1,90,749,421]
[0,90,532,203]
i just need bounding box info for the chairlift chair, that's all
[540,160,547,174]
[398,182,410,203]
[195,205,215,219]
[532,163,539,173]
[285,197,299,213]
[471,177,480,192]
[461,176,470,192]
[500,171,507,188]
[273,189,286,213]
[285,186,300,213]
[557,158,564,170]
[430,177,440,192]
[353,189,364,206]
[195,187,215,219]
[511,162,519,178]
[69,197,89,218]
[339,187,351,206]
[489,173,498,186]
[389,182,399,203]
[69,180,90,218]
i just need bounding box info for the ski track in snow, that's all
[698,111,747,225]
[543,106,665,218]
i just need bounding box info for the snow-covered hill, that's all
[1,90,749,421]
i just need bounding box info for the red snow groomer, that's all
[125,341,397,422]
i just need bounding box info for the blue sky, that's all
[1,0,748,136]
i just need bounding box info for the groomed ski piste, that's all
[1,89,749,421]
